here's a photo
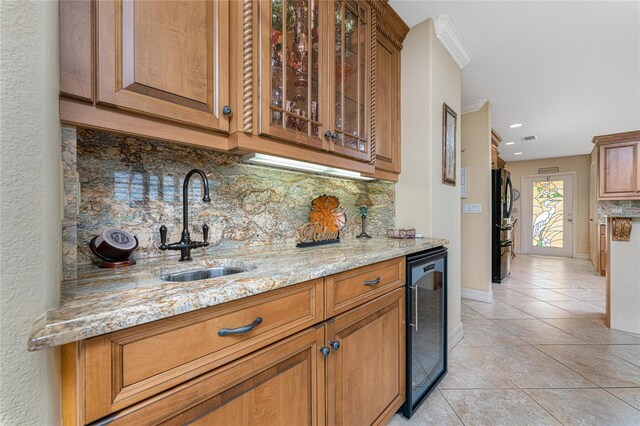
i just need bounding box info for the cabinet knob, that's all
[222,105,232,116]
[324,130,333,139]
[320,346,330,358]
[329,340,340,351]
[331,132,339,140]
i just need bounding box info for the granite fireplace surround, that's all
[61,126,395,279]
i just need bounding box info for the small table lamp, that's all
[355,193,373,239]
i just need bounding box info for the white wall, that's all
[396,18,462,342]
[0,1,62,424]
[460,104,493,297]
[609,218,640,334]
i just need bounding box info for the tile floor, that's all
[389,254,640,426]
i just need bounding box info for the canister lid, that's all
[101,228,137,250]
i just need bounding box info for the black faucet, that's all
[159,169,211,261]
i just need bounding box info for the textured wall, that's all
[461,103,493,294]
[72,129,395,265]
[397,18,463,338]
[0,1,62,424]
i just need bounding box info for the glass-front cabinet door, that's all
[329,0,371,162]
[260,0,328,150]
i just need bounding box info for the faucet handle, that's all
[202,224,209,246]
[159,225,167,249]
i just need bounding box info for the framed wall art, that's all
[442,103,457,186]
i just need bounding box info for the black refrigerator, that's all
[492,169,513,283]
[403,247,447,418]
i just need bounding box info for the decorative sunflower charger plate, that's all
[297,195,347,248]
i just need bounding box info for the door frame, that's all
[520,171,578,258]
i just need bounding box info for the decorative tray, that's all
[387,228,416,239]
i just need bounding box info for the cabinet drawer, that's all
[83,279,324,422]
[326,258,405,317]
[97,326,326,426]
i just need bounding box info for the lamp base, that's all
[356,233,372,239]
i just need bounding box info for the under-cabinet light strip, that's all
[242,153,375,181]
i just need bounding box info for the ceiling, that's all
[389,0,640,162]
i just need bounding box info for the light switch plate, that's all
[462,203,482,213]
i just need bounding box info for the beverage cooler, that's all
[402,247,448,418]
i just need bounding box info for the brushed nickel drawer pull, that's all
[364,277,381,286]
[218,317,263,336]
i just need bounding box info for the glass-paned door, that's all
[329,0,371,162]
[522,174,574,257]
[261,0,327,150]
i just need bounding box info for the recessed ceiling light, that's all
[514,152,523,156]
[509,123,523,128]
[505,142,515,146]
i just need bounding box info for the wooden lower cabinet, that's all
[97,326,326,426]
[326,288,406,426]
[64,260,407,426]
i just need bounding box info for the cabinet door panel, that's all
[327,288,405,426]
[599,142,639,199]
[97,0,229,132]
[258,0,328,150]
[101,327,326,426]
[374,32,400,172]
[329,0,372,162]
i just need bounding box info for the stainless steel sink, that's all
[161,266,245,282]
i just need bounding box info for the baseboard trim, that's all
[448,322,464,351]
[461,287,494,303]
[575,253,590,260]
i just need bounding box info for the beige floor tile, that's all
[525,388,640,426]
[440,345,594,389]
[547,301,605,318]
[598,344,640,366]
[607,388,640,411]
[461,304,485,320]
[493,319,585,345]
[499,278,542,290]
[542,318,640,344]
[439,346,519,389]
[459,319,528,347]
[387,390,463,426]
[513,288,579,302]
[536,344,640,387]
[462,300,534,319]
[504,301,578,319]
[493,345,596,389]
[550,287,606,301]
[441,389,561,426]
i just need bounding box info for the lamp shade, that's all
[355,193,373,207]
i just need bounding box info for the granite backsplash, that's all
[598,200,640,221]
[65,128,395,273]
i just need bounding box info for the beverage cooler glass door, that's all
[404,248,448,418]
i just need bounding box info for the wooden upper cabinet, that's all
[258,0,329,150]
[60,0,94,102]
[371,2,408,178]
[96,0,230,133]
[374,26,400,173]
[328,0,372,162]
[594,131,640,200]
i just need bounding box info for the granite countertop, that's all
[29,237,447,351]
[603,214,640,218]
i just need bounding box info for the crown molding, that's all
[434,15,474,69]
[461,99,488,115]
